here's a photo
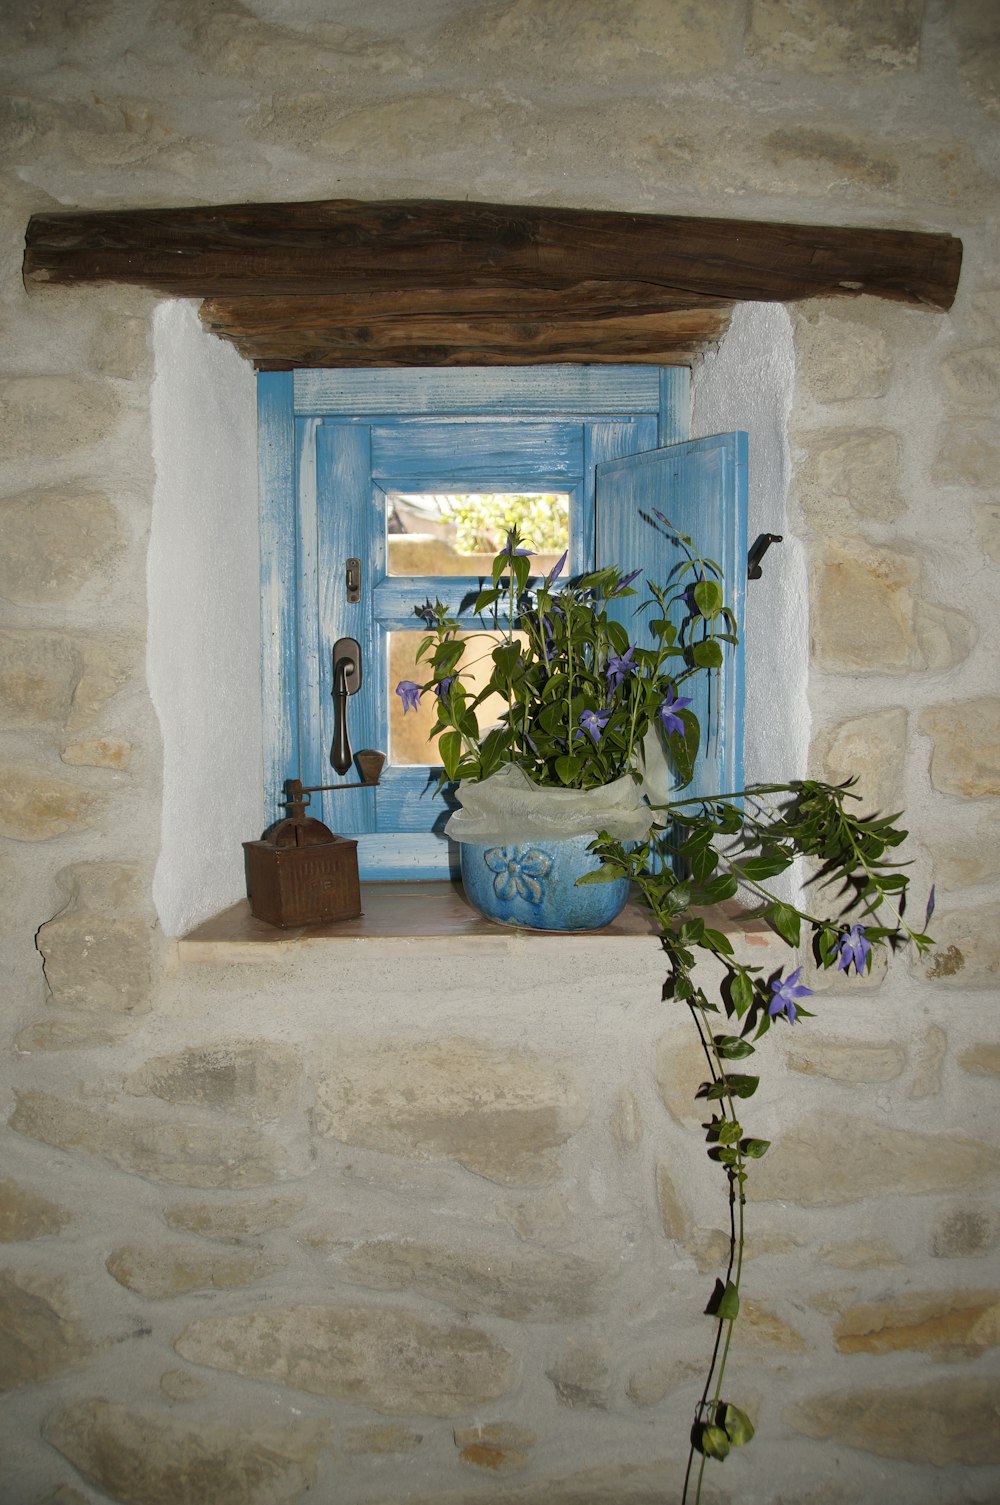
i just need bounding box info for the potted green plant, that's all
[398,523,932,1500]
[395,521,730,930]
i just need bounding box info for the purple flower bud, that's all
[395,680,421,714]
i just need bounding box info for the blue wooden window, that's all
[257,366,746,880]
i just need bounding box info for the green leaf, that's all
[724,1073,759,1099]
[554,754,580,786]
[691,638,724,670]
[437,730,462,782]
[715,1119,742,1145]
[699,1425,731,1461]
[730,973,754,1018]
[693,579,724,617]
[715,1032,754,1059]
[741,1138,771,1159]
[575,865,627,885]
[717,1280,741,1320]
[722,1403,755,1447]
[769,901,801,947]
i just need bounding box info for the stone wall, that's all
[2,3,999,1503]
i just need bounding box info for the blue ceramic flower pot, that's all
[459,834,630,932]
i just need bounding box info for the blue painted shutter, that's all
[596,433,748,800]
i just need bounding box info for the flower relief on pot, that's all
[397,517,933,1504]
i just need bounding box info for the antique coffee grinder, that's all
[243,636,385,926]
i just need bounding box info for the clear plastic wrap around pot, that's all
[444,763,655,845]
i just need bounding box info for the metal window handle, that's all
[331,637,362,775]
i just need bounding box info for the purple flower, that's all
[768,966,812,1024]
[415,600,437,626]
[434,676,455,701]
[836,923,871,975]
[395,680,421,714]
[925,885,936,926]
[578,707,611,745]
[657,685,693,737]
[606,646,636,690]
[608,567,643,597]
[546,550,568,584]
[501,531,532,559]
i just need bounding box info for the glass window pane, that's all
[386,492,569,577]
[389,628,527,766]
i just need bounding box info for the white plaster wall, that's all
[148,301,262,936]
[691,303,808,787]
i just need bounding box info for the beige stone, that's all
[165,1194,306,1241]
[919,697,1000,798]
[0,1178,70,1242]
[834,1289,1000,1357]
[127,1042,302,1121]
[454,1421,535,1473]
[610,1086,643,1153]
[0,762,96,842]
[763,125,899,190]
[932,1205,999,1259]
[44,1399,325,1505]
[14,1017,131,1052]
[343,1238,604,1322]
[747,0,922,72]
[545,1339,610,1409]
[687,1225,800,1274]
[933,418,1000,486]
[812,543,973,673]
[36,862,152,1014]
[367,1460,677,1505]
[910,1024,947,1099]
[748,1112,998,1206]
[789,1375,1000,1464]
[314,1037,585,1186]
[973,499,1000,563]
[0,631,83,729]
[0,487,121,605]
[61,736,133,769]
[795,308,892,402]
[812,707,907,816]
[160,1367,209,1401]
[66,634,137,732]
[0,1269,91,1391]
[796,429,903,531]
[959,1043,1000,1076]
[0,375,121,462]
[34,1487,91,1505]
[785,1037,905,1084]
[626,1355,687,1407]
[925,808,1000,889]
[733,1300,807,1353]
[923,904,1000,988]
[951,0,1000,120]
[502,1192,570,1244]
[818,1236,902,1270]
[655,1028,709,1128]
[942,343,1000,406]
[175,1303,515,1415]
[107,1243,272,1299]
[343,1423,425,1454]
[656,1163,690,1243]
[11,1091,298,1189]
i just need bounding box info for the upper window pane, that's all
[386,492,569,577]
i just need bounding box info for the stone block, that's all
[175,1303,515,1415]
[796,429,903,532]
[0,375,121,462]
[794,308,892,402]
[66,634,138,732]
[973,499,1000,562]
[655,1027,708,1128]
[0,631,83,729]
[11,1090,298,1189]
[818,1236,902,1269]
[0,487,121,606]
[502,1192,570,1244]
[919,696,1000,798]
[610,1086,642,1153]
[785,1037,905,1084]
[0,1178,70,1242]
[932,1205,999,1259]
[747,0,922,72]
[106,1243,272,1299]
[834,1288,1000,1357]
[0,761,96,842]
[127,1042,302,1121]
[314,1036,585,1185]
[812,707,906,816]
[942,343,1000,406]
[811,542,973,673]
[454,1421,535,1473]
[909,1024,947,1099]
[655,1163,690,1243]
[924,803,1000,888]
[923,903,1000,987]
[160,1367,209,1400]
[36,862,152,1014]
[61,736,133,769]
[733,1299,807,1353]
[748,1112,998,1206]
[165,1194,306,1240]
[14,1017,131,1052]
[764,125,899,190]
[959,1043,1000,1076]
[933,417,1000,486]
[545,1339,610,1409]
[950,0,1000,120]
[44,1399,325,1505]
[0,1269,91,1391]
[343,1424,425,1454]
[343,1238,605,1322]
[366,1460,677,1504]
[791,1375,1000,1464]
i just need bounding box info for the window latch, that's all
[747,533,782,580]
[345,557,361,602]
[331,637,361,775]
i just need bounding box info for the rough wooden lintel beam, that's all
[23,197,962,369]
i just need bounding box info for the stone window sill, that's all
[176,883,778,963]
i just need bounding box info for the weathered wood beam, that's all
[24,198,962,311]
[199,289,733,368]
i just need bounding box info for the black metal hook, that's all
[747,533,783,580]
